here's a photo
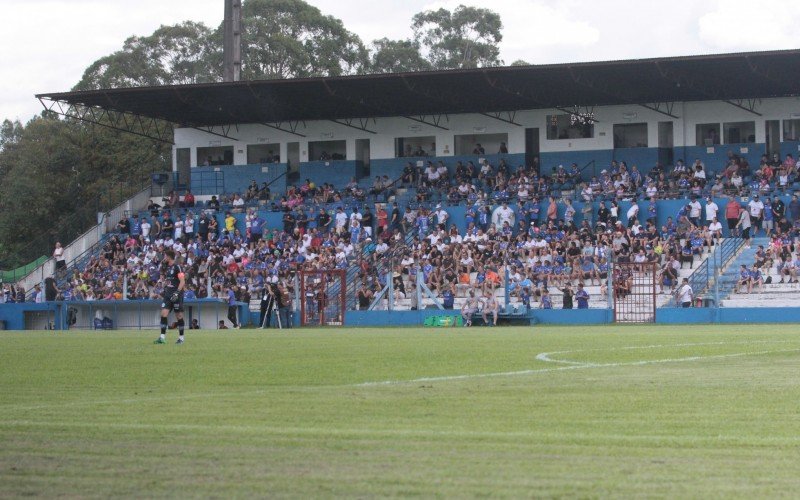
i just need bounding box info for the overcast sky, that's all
[2,0,799,122]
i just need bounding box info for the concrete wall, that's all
[173,96,800,176]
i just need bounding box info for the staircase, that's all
[716,237,769,303]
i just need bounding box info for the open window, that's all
[247,143,281,164]
[783,119,800,141]
[546,114,594,140]
[454,133,509,155]
[197,146,233,166]
[613,123,648,148]
[695,123,720,146]
[308,140,346,161]
[395,136,436,157]
[723,121,755,144]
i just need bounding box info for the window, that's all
[723,121,755,144]
[308,140,346,161]
[454,133,509,156]
[613,123,648,148]
[546,114,594,140]
[395,136,436,157]
[783,119,800,141]
[247,144,281,164]
[197,146,233,166]
[695,123,720,146]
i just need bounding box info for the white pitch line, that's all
[357,347,800,387]
[536,339,791,366]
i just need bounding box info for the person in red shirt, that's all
[183,189,195,207]
[376,204,389,236]
[725,199,742,237]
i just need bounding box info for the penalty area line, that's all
[357,347,800,387]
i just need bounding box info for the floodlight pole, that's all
[223,0,242,82]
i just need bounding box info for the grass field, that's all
[2,325,800,498]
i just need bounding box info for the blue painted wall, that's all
[370,154,526,181]
[299,161,365,186]
[188,164,287,196]
[678,143,765,175]
[781,141,800,159]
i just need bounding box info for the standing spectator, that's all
[53,242,66,276]
[575,283,590,309]
[688,197,702,227]
[117,217,130,235]
[748,195,764,237]
[226,286,240,329]
[789,195,800,223]
[130,215,141,239]
[626,200,640,229]
[704,197,719,227]
[736,206,752,248]
[676,278,693,308]
[183,189,195,208]
[725,199,741,237]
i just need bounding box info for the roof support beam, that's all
[38,97,174,144]
[330,118,377,134]
[404,114,450,130]
[723,98,762,116]
[480,110,521,126]
[260,121,306,138]
[191,124,240,141]
[639,102,679,119]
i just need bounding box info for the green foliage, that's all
[75,21,221,90]
[412,5,503,69]
[369,38,432,74]
[510,59,531,66]
[240,0,369,79]
[0,114,168,267]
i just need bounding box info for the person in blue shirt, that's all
[735,265,751,294]
[762,198,774,237]
[540,288,553,309]
[520,287,531,310]
[441,286,455,310]
[748,265,763,294]
[575,283,590,309]
[647,198,657,226]
[226,286,239,328]
[130,215,141,237]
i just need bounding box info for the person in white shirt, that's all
[495,202,515,227]
[141,219,151,241]
[705,198,719,224]
[184,213,194,240]
[688,199,702,226]
[708,217,723,239]
[748,195,764,236]
[626,201,639,228]
[676,278,693,307]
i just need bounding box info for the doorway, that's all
[355,138,371,177]
[766,120,780,157]
[657,121,674,167]
[525,128,540,173]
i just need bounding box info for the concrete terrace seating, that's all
[721,259,800,308]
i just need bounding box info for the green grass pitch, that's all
[2,325,800,497]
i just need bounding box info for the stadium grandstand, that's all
[4,48,800,329]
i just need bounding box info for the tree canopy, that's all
[412,5,503,69]
[0,0,507,269]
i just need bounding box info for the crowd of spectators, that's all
[13,150,800,320]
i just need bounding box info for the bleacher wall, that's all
[173,97,800,183]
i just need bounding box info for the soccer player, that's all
[154,249,186,344]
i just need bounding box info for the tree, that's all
[369,38,432,74]
[75,21,221,90]
[412,5,503,70]
[0,119,23,152]
[240,0,369,79]
[511,59,531,66]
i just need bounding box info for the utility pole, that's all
[223,0,242,82]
